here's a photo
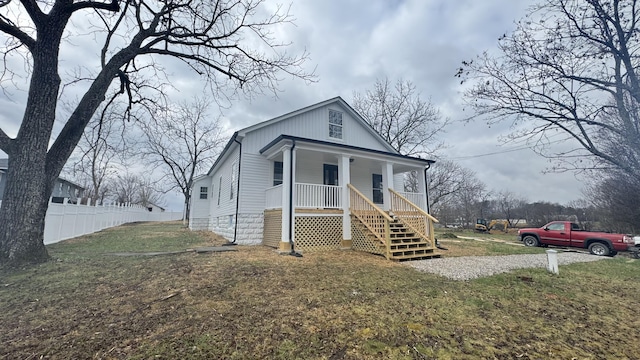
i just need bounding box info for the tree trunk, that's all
[0,155,52,266]
[0,19,65,267]
[184,194,191,221]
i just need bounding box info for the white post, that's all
[546,249,559,274]
[281,145,292,244]
[340,155,351,241]
[291,147,296,243]
[57,198,67,242]
[381,162,394,211]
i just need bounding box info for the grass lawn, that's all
[1,222,640,359]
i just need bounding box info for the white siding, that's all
[351,164,374,202]
[296,152,327,184]
[209,147,240,220]
[238,153,271,213]
[393,173,405,191]
[189,176,212,230]
[242,104,390,154]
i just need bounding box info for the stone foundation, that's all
[189,217,209,231]
[210,213,264,245]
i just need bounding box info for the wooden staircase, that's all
[387,217,440,261]
[348,184,441,262]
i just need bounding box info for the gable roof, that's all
[205,97,403,176]
[237,96,397,153]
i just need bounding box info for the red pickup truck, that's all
[518,221,636,256]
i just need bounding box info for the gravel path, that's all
[407,252,610,280]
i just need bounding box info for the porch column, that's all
[339,155,351,241]
[280,145,295,247]
[418,167,428,212]
[382,162,394,211]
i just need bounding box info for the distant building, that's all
[0,158,85,204]
[146,203,166,212]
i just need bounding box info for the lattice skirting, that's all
[294,216,342,252]
[351,217,385,255]
[263,210,282,248]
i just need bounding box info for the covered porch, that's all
[259,136,439,261]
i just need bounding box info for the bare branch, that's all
[461,0,640,176]
[353,77,448,157]
[0,15,36,49]
[68,0,119,13]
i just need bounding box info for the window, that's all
[328,109,343,139]
[217,176,222,205]
[547,223,565,231]
[200,186,208,199]
[372,174,383,204]
[273,161,283,186]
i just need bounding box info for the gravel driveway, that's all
[407,252,610,280]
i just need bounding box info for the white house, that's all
[0,158,84,204]
[189,97,440,261]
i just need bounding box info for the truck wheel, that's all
[522,235,539,247]
[588,242,610,256]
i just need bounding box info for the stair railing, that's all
[389,189,439,248]
[348,184,392,259]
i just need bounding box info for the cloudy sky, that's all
[0,0,587,211]
[221,0,586,206]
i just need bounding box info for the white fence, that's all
[31,199,182,245]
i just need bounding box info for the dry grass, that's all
[1,222,640,359]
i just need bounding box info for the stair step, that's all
[390,229,411,234]
[390,242,434,250]
[390,248,435,257]
[390,247,435,254]
[390,237,423,244]
[390,253,442,261]
[390,233,415,238]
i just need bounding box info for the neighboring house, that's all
[189,97,440,261]
[0,158,85,204]
[146,203,166,212]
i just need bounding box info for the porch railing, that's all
[296,183,341,209]
[348,184,392,259]
[389,189,439,248]
[396,191,426,211]
[265,184,283,209]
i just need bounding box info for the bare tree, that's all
[135,177,164,209]
[71,103,129,205]
[494,190,528,226]
[0,0,313,266]
[140,97,224,220]
[586,173,640,232]
[353,77,449,157]
[452,172,488,228]
[458,0,640,176]
[426,160,471,212]
[111,173,163,207]
[112,174,141,205]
